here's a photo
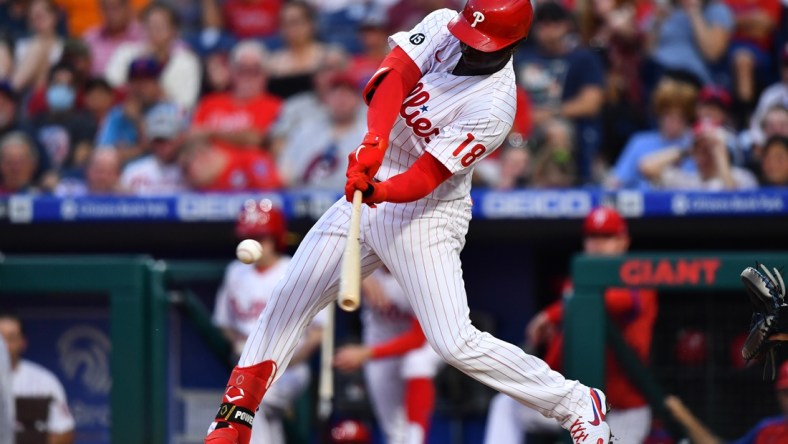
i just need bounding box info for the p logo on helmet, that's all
[471,11,485,28]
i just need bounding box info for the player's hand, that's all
[346,132,387,181]
[345,174,389,207]
[526,311,555,349]
[333,345,373,372]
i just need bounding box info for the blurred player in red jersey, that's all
[666,359,788,443]
[484,206,658,444]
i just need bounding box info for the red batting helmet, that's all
[447,0,534,52]
[583,207,627,237]
[330,420,371,444]
[235,199,287,251]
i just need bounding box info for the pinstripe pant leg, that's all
[367,200,586,426]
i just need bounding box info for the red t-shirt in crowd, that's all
[222,0,282,39]
[201,146,282,191]
[543,280,658,409]
[724,0,782,50]
[192,92,281,137]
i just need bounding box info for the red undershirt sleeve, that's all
[371,318,427,359]
[364,47,422,138]
[374,152,453,203]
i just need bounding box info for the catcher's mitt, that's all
[741,263,788,378]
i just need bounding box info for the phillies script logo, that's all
[619,259,721,286]
[401,83,439,142]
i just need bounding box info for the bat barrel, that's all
[338,190,363,312]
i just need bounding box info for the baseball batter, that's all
[212,203,324,444]
[205,1,611,443]
[334,268,444,444]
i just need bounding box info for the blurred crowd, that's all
[0,0,787,196]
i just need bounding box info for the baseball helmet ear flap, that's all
[447,0,534,52]
[235,200,288,252]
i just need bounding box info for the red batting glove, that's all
[344,174,389,207]
[346,133,387,181]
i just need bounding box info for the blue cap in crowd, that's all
[128,56,164,80]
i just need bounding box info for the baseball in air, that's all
[236,239,263,264]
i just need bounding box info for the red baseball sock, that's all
[205,360,277,444]
[405,377,435,443]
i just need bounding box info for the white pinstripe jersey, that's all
[377,9,517,201]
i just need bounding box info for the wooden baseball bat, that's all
[317,302,335,438]
[338,190,363,312]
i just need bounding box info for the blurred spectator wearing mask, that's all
[722,0,781,106]
[83,77,117,128]
[25,39,93,117]
[0,82,21,139]
[11,0,64,93]
[277,72,366,189]
[28,62,97,191]
[97,56,178,162]
[106,2,201,108]
[759,135,788,186]
[82,0,145,75]
[748,47,788,147]
[265,1,347,99]
[191,40,282,150]
[180,136,282,192]
[0,132,38,195]
[606,77,696,189]
[120,103,187,195]
[646,0,734,88]
[639,120,757,189]
[0,312,75,444]
[55,147,122,196]
[515,1,605,184]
